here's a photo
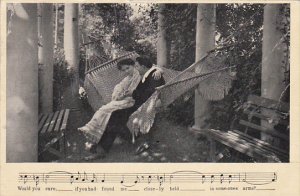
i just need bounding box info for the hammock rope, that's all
[83,48,234,138]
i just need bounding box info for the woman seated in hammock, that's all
[78,58,163,146]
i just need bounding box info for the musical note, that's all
[70,174,74,184]
[148,175,152,184]
[201,175,206,183]
[75,172,81,181]
[90,173,97,183]
[82,172,88,182]
[242,173,247,182]
[34,175,40,186]
[101,174,105,183]
[220,174,224,183]
[210,175,215,183]
[157,174,165,186]
[23,175,28,184]
[19,175,28,184]
[134,176,140,184]
[272,173,277,182]
[228,174,232,183]
[120,175,124,184]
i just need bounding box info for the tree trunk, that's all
[261,5,286,142]
[38,4,54,114]
[64,3,79,95]
[194,4,216,129]
[6,4,38,162]
[157,4,169,67]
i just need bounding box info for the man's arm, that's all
[150,75,165,91]
[132,72,165,108]
[143,74,165,101]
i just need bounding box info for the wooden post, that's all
[261,5,287,142]
[157,4,169,67]
[64,3,79,95]
[39,3,54,114]
[262,5,286,100]
[6,4,38,162]
[54,3,59,47]
[194,4,216,130]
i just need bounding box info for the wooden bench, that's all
[192,95,289,162]
[38,109,70,160]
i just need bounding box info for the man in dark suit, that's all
[85,56,165,160]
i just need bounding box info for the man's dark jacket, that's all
[98,69,165,151]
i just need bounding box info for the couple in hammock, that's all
[78,56,165,160]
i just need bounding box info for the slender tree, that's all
[6,4,38,162]
[194,4,216,129]
[157,4,169,67]
[64,3,79,95]
[261,5,287,141]
[38,3,54,113]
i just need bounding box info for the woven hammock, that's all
[83,51,234,137]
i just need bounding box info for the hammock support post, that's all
[194,4,216,130]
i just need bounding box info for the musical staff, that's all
[18,171,277,187]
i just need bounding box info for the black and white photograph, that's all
[6,3,290,164]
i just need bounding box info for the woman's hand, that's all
[112,93,123,101]
[155,98,162,112]
[111,94,117,101]
[123,90,130,97]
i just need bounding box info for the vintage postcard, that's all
[1,0,300,195]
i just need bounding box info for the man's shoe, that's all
[135,142,150,155]
[89,144,98,154]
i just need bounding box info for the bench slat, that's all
[229,130,288,160]
[39,132,64,155]
[239,120,289,141]
[243,109,289,126]
[225,131,282,162]
[47,111,60,133]
[224,131,276,158]
[60,109,70,131]
[248,95,289,113]
[226,130,286,158]
[38,115,48,133]
[230,130,288,155]
[40,113,54,134]
[54,110,65,132]
[205,129,276,161]
[39,109,70,160]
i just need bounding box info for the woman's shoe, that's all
[78,126,91,132]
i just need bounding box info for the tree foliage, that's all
[55,3,290,130]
